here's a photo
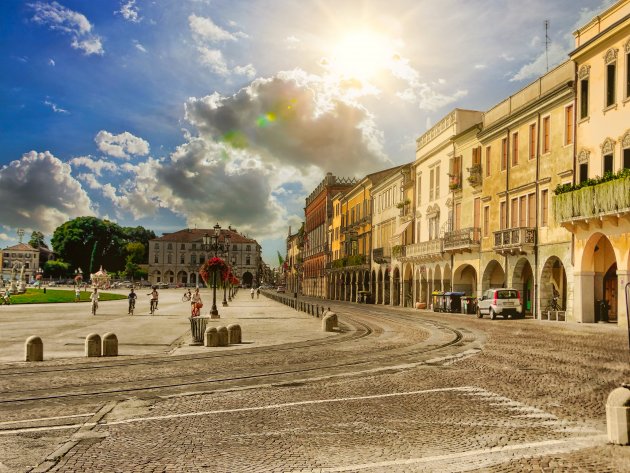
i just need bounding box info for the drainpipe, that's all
[534,111,541,319]
[571,74,577,269]
[505,127,510,288]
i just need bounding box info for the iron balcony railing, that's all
[372,247,391,264]
[493,227,536,254]
[443,227,481,252]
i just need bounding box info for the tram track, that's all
[0,303,480,405]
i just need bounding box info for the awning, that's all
[392,220,411,237]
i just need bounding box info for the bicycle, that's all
[128,298,136,315]
[91,300,98,315]
[150,299,157,315]
[544,296,562,312]
[182,291,192,302]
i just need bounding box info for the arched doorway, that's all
[242,271,253,287]
[579,233,618,323]
[482,260,505,292]
[392,267,401,306]
[403,263,413,307]
[540,256,568,316]
[164,270,175,284]
[152,270,161,284]
[371,270,377,303]
[604,263,618,322]
[512,257,534,315]
[420,267,429,305]
[433,265,442,293]
[377,269,383,304]
[443,263,452,292]
[384,268,391,305]
[177,271,188,286]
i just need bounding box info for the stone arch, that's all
[384,268,391,305]
[177,270,188,286]
[453,264,477,296]
[371,270,377,302]
[392,266,401,306]
[481,259,505,292]
[579,233,619,323]
[164,270,175,284]
[402,263,413,307]
[152,270,161,284]
[540,256,568,314]
[433,265,442,293]
[443,263,452,292]
[242,271,253,287]
[377,269,384,304]
[512,257,534,314]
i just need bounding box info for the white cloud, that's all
[133,40,147,53]
[510,41,566,82]
[30,1,104,56]
[44,99,69,114]
[474,64,486,69]
[233,63,257,79]
[95,131,150,159]
[117,0,141,23]
[197,46,230,76]
[501,53,515,62]
[0,151,94,234]
[70,156,118,176]
[48,58,55,66]
[189,14,241,43]
[76,173,102,189]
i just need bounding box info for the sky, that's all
[0,0,616,265]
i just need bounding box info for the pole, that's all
[211,267,218,316]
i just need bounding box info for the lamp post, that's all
[201,223,230,318]
[229,255,236,301]
[222,236,230,307]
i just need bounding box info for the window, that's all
[542,116,550,153]
[154,255,159,263]
[167,254,172,264]
[429,169,434,201]
[472,146,481,166]
[606,60,617,107]
[246,245,251,251]
[417,174,422,206]
[565,105,574,145]
[529,124,536,160]
[483,205,489,237]
[199,255,205,264]
[624,148,630,169]
[501,138,507,171]
[191,254,197,264]
[512,132,519,166]
[626,48,630,99]
[454,202,461,231]
[435,165,440,198]
[246,256,251,265]
[579,163,588,183]
[167,243,173,250]
[180,255,184,264]
[511,199,518,228]
[519,196,527,227]
[180,244,185,250]
[485,146,491,177]
[500,201,506,230]
[604,153,614,174]
[232,244,237,251]
[580,77,589,118]
[528,193,536,228]
[192,243,196,250]
[541,190,549,227]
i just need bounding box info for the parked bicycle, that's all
[544,296,562,312]
[182,289,192,302]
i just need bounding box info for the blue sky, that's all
[0,0,614,264]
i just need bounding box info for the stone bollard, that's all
[85,333,102,357]
[25,336,43,362]
[227,324,242,344]
[322,312,338,332]
[217,326,229,347]
[204,327,218,347]
[102,333,118,357]
[606,385,630,445]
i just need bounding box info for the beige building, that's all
[148,227,261,288]
[557,0,630,326]
[1,243,41,283]
[285,225,303,295]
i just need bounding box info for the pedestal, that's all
[189,317,209,345]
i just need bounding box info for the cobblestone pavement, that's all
[1,295,629,472]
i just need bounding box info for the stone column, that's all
[573,271,595,323]
[616,270,629,328]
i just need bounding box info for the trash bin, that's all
[432,292,445,312]
[444,292,465,313]
[461,296,477,314]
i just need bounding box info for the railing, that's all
[553,175,630,223]
[443,227,481,252]
[403,239,443,260]
[372,247,391,264]
[493,227,536,253]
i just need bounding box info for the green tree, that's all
[44,260,70,278]
[125,242,145,264]
[28,231,48,249]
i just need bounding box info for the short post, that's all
[25,336,43,362]
[85,333,102,357]
[217,326,229,347]
[204,327,218,347]
[606,385,630,445]
[102,333,118,357]
[322,312,338,332]
[189,317,209,346]
[227,324,242,344]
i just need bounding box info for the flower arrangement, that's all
[199,257,229,284]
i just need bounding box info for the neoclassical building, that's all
[148,227,262,288]
[1,243,41,283]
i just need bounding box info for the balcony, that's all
[372,247,390,264]
[401,239,443,262]
[493,227,536,255]
[327,254,369,272]
[553,174,630,231]
[443,227,481,253]
[448,174,462,192]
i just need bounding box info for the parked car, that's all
[276,286,286,293]
[477,288,523,319]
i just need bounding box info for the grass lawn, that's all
[5,288,127,304]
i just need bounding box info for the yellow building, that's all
[558,0,630,326]
[285,225,303,295]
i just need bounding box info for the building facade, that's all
[1,243,41,283]
[148,227,262,288]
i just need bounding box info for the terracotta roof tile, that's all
[152,228,258,245]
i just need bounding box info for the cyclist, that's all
[182,288,192,302]
[191,288,202,317]
[147,287,159,315]
[128,288,137,315]
[90,287,99,315]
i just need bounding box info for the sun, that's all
[326,30,393,82]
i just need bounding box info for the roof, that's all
[3,243,38,252]
[152,228,258,245]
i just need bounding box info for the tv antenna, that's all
[544,20,551,72]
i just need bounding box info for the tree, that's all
[125,242,145,264]
[44,260,70,278]
[28,231,48,249]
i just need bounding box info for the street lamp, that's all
[229,255,237,301]
[201,223,230,317]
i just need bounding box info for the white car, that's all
[476,288,523,319]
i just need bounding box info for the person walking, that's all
[256,287,260,299]
[250,287,255,299]
[90,287,99,315]
[191,288,203,317]
[128,288,137,315]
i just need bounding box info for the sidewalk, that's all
[0,290,332,363]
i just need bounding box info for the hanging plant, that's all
[199,257,229,284]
